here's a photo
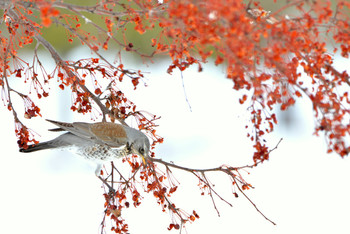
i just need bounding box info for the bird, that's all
[19,119,150,175]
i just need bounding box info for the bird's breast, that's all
[75,144,129,162]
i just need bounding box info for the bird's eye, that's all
[139,147,145,154]
[126,142,132,151]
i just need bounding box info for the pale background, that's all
[0,43,350,234]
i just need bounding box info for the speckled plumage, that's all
[77,144,130,161]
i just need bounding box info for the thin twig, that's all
[98,175,116,194]
[201,172,221,216]
[180,70,192,112]
[233,176,276,225]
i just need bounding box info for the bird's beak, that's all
[139,153,147,166]
[138,153,147,166]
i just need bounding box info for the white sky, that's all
[0,48,350,234]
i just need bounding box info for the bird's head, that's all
[130,133,150,164]
[124,125,151,164]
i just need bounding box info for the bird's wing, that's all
[88,122,128,147]
[46,120,128,148]
[46,119,90,139]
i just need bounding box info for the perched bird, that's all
[19,119,150,175]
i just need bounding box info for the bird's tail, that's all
[19,141,57,153]
[19,132,84,153]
